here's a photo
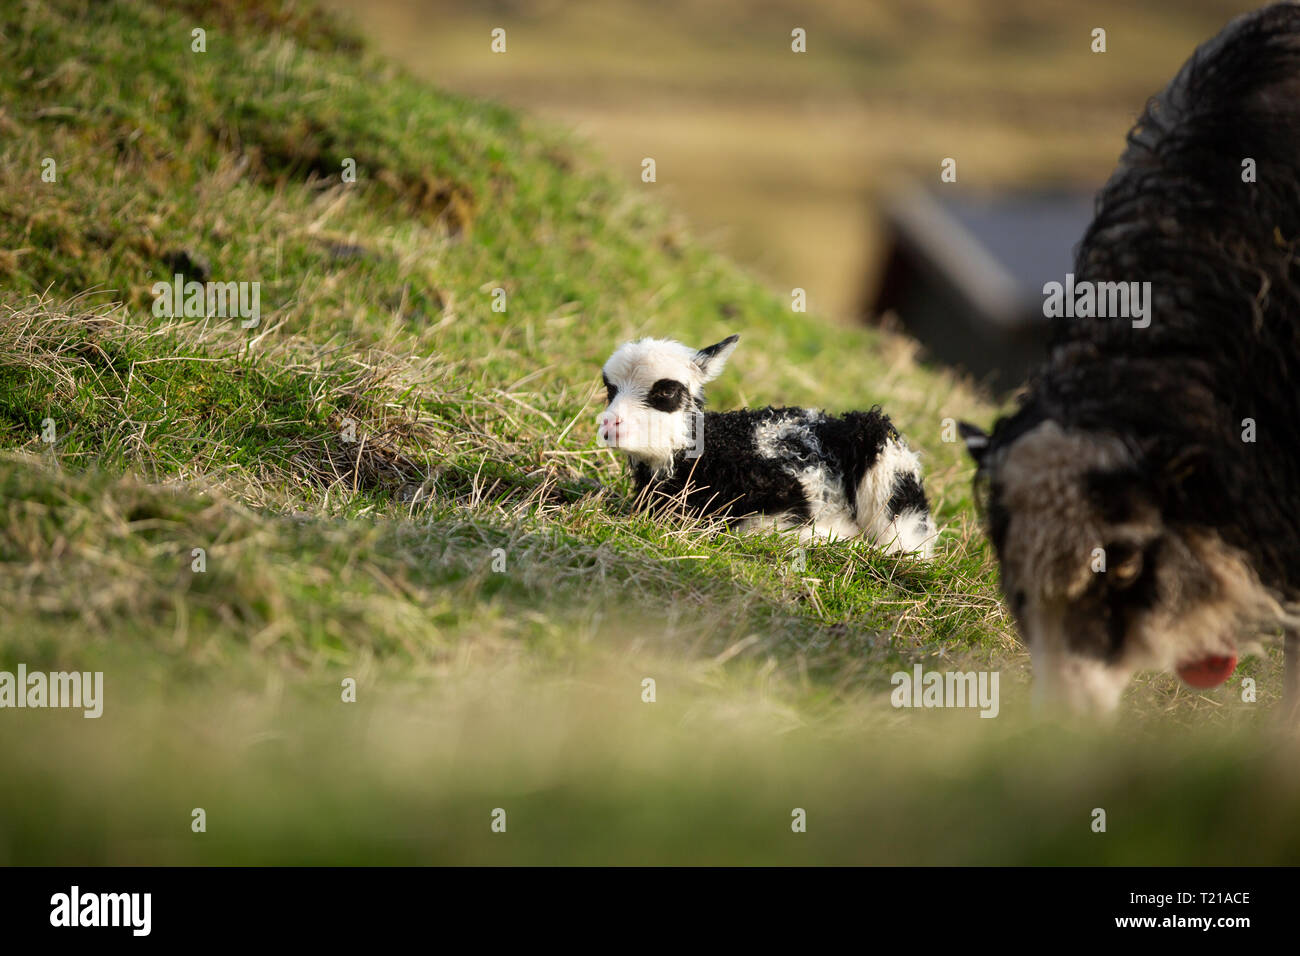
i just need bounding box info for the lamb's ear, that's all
[694,334,739,381]
[958,421,990,466]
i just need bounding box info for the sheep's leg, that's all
[734,513,804,539]
[795,522,840,545]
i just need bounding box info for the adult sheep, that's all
[961,3,1300,718]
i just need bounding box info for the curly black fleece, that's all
[981,3,1300,598]
[632,405,926,525]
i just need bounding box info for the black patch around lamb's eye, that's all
[646,378,688,413]
[602,374,617,404]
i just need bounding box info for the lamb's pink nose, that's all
[598,412,621,443]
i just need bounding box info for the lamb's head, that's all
[598,334,738,473]
[962,418,1273,716]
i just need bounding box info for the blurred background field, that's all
[320,0,1258,323]
[1,0,1296,865]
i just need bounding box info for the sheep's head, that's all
[598,334,738,473]
[961,419,1273,716]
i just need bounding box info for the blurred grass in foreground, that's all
[3,661,1298,865]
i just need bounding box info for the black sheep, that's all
[962,3,1300,717]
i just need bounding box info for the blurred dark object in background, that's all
[869,189,1096,393]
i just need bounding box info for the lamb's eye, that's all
[646,378,687,413]
[602,376,617,404]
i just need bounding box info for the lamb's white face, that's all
[598,335,738,473]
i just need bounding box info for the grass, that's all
[0,0,1296,865]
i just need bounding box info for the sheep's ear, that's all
[694,334,739,381]
[958,421,990,466]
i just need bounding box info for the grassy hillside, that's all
[0,0,1296,865]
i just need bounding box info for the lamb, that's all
[960,3,1300,718]
[598,333,936,557]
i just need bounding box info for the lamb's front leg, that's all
[732,513,811,539]
[796,523,844,545]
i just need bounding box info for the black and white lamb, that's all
[961,3,1300,718]
[598,334,936,557]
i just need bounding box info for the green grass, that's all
[0,0,1296,865]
